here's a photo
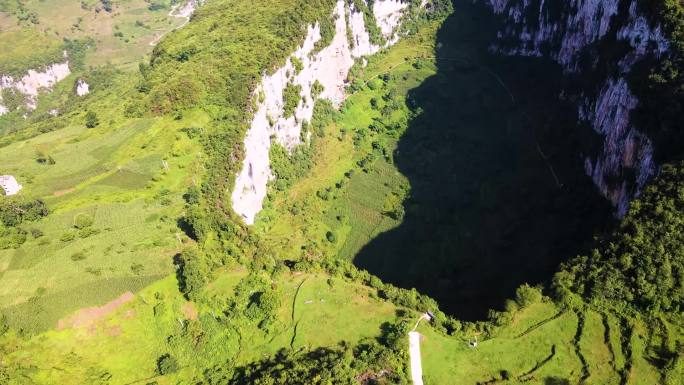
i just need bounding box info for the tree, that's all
[157,354,178,375]
[176,248,210,299]
[514,284,542,308]
[0,198,49,227]
[100,0,112,12]
[557,160,684,314]
[85,111,99,128]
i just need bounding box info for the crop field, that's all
[4,264,677,385]
[0,91,205,331]
[0,0,186,70]
[417,305,681,385]
[1,271,408,383]
[1,2,682,384]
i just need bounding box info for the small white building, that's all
[0,175,22,196]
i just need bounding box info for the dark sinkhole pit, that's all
[353,0,614,321]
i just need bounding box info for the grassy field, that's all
[0,0,186,70]
[0,29,64,75]
[1,270,405,384]
[0,0,197,139]
[0,93,206,331]
[0,1,681,384]
[3,266,677,384]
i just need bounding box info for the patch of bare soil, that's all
[181,302,198,320]
[53,187,75,196]
[56,291,134,330]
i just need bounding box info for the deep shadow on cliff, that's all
[353,0,615,321]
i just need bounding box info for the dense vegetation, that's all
[0,0,684,384]
[632,0,684,162]
[555,160,684,314]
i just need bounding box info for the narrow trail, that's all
[149,1,195,47]
[514,311,565,339]
[408,331,424,385]
[409,314,429,385]
[289,277,308,349]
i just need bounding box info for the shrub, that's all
[291,56,303,73]
[35,150,56,165]
[100,0,112,12]
[283,82,302,118]
[78,227,100,238]
[60,230,77,242]
[0,227,27,249]
[311,80,324,98]
[514,284,542,309]
[85,111,99,128]
[156,354,179,375]
[73,213,94,229]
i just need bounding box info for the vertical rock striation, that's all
[483,0,670,215]
[232,0,417,224]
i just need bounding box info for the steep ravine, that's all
[353,0,614,320]
[483,0,671,216]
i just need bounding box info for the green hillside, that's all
[0,0,683,384]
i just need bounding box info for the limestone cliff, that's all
[484,0,670,215]
[232,0,425,224]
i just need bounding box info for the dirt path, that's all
[408,331,424,385]
[149,1,196,47]
[408,314,429,385]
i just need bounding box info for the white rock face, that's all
[488,0,623,69]
[580,78,656,216]
[172,0,199,18]
[0,61,71,114]
[0,175,22,196]
[348,3,381,57]
[76,79,90,96]
[232,0,414,224]
[484,0,669,215]
[373,0,409,37]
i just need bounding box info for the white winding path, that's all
[149,0,199,46]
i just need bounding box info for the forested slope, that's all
[0,0,683,384]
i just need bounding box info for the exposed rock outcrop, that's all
[484,0,670,216]
[0,60,71,115]
[76,79,90,96]
[232,0,418,224]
